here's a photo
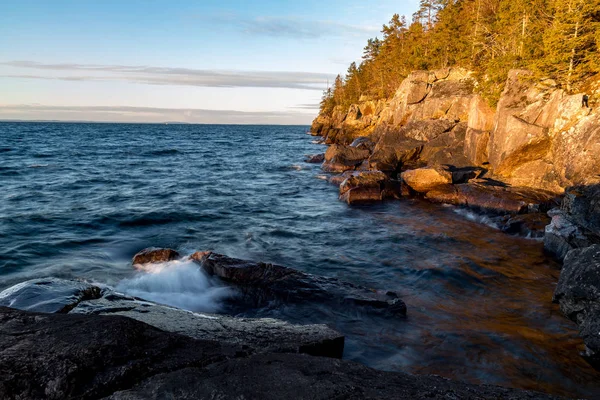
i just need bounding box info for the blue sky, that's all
[0,0,418,124]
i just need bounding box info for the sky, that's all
[0,0,419,124]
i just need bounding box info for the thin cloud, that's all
[0,104,314,125]
[0,61,335,90]
[235,16,379,39]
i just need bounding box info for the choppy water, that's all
[1,122,599,398]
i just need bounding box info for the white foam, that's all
[452,208,499,229]
[116,260,234,313]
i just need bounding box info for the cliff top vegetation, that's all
[321,0,600,114]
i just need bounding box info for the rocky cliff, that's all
[311,68,600,195]
[310,69,600,369]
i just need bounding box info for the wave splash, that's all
[115,260,234,313]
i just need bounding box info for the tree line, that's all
[320,0,600,114]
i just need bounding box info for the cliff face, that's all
[311,68,600,194]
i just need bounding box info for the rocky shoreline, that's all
[308,67,600,377]
[0,249,564,399]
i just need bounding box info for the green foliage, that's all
[320,0,600,116]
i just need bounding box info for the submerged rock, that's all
[193,252,407,316]
[304,153,325,164]
[0,278,102,313]
[132,248,180,265]
[0,307,560,400]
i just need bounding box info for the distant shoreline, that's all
[0,120,310,127]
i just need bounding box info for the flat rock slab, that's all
[426,182,559,214]
[132,248,180,265]
[0,279,344,359]
[71,292,344,358]
[0,306,232,400]
[106,352,562,400]
[193,252,407,316]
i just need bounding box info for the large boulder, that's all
[322,144,370,172]
[192,252,407,316]
[401,167,452,194]
[132,248,180,265]
[554,245,600,364]
[339,171,399,205]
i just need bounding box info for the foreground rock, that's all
[0,307,562,400]
[0,279,344,359]
[554,245,600,366]
[192,252,407,316]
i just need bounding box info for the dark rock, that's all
[304,153,325,164]
[561,185,600,237]
[544,209,600,260]
[0,278,102,313]
[502,213,551,238]
[554,245,600,364]
[192,252,407,316]
[107,353,562,400]
[339,171,396,205]
[369,138,425,173]
[71,291,344,359]
[450,166,485,184]
[322,144,370,173]
[0,306,232,400]
[132,248,180,265]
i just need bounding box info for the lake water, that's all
[1,122,598,398]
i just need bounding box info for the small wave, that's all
[311,140,325,145]
[452,208,499,229]
[315,175,328,180]
[33,153,54,159]
[28,164,49,168]
[0,148,12,153]
[116,260,234,313]
[291,165,303,171]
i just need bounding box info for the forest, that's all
[320,0,600,114]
